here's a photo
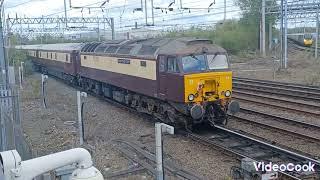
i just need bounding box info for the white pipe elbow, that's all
[16,148,94,180]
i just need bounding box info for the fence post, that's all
[41,74,48,108]
[77,91,87,145]
[155,123,174,180]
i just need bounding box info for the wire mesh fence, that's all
[0,84,32,160]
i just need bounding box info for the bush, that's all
[163,20,259,55]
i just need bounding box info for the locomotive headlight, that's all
[188,94,195,101]
[225,90,231,97]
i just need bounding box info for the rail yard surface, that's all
[21,74,239,179]
[20,50,320,179]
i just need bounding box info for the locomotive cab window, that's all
[159,56,166,72]
[207,54,229,70]
[182,54,229,73]
[167,57,180,73]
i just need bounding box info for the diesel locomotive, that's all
[20,37,239,128]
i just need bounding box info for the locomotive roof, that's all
[16,43,84,52]
[81,37,226,58]
[17,38,227,58]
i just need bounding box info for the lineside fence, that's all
[0,84,32,160]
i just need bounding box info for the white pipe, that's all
[15,148,93,180]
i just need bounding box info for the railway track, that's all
[111,139,202,180]
[233,91,320,116]
[233,78,320,102]
[287,38,315,52]
[233,77,320,115]
[233,77,320,94]
[188,126,320,180]
[231,107,320,142]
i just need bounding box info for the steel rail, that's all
[113,139,203,180]
[232,112,320,143]
[233,81,320,97]
[188,126,320,180]
[233,90,320,109]
[239,107,320,129]
[233,84,320,102]
[233,96,320,116]
[233,77,320,93]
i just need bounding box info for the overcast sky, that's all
[4,0,240,29]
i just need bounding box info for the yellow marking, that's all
[184,71,233,103]
[81,55,157,80]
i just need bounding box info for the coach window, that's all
[167,57,180,73]
[55,53,57,59]
[66,54,69,62]
[46,52,48,58]
[140,61,147,67]
[50,53,53,59]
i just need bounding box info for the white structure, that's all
[0,148,103,180]
[155,123,174,180]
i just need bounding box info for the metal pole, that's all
[97,19,100,41]
[155,123,164,180]
[280,0,284,68]
[20,62,24,82]
[262,0,266,57]
[41,74,48,108]
[144,0,148,26]
[180,0,183,9]
[284,0,288,69]
[111,18,115,40]
[151,0,155,26]
[0,13,6,84]
[20,18,22,48]
[77,91,83,145]
[77,91,87,145]
[224,0,226,21]
[269,22,272,51]
[18,67,22,89]
[316,7,319,59]
[64,0,68,28]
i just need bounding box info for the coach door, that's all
[157,55,167,99]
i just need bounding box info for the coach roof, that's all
[17,43,84,52]
[18,38,226,58]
